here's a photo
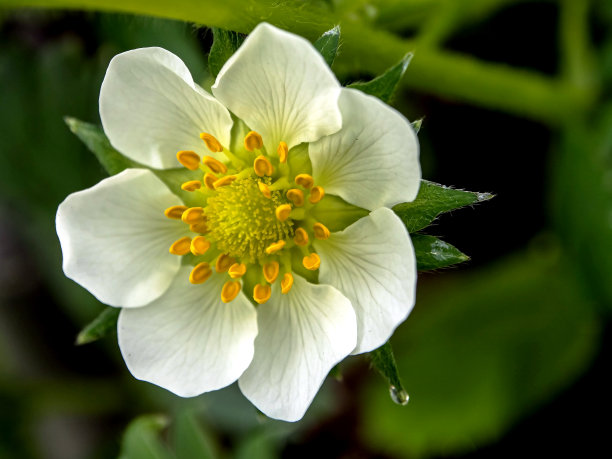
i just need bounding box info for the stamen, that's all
[286,188,304,207]
[295,174,314,189]
[275,204,292,222]
[213,175,237,189]
[265,240,286,255]
[190,236,211,255]
[309,186,325,204]
[181,180,202,192]
[293,228,309,246]
[253,283,272,304]
[202,156,228,174]
[221,280,241,303]
[302,252,321,270]
[254,155,273,177]
[169,236,191,255]
[281,272,294,294]
[203,173,218,190]
[313,222,331,240]
[200,133,224,153]
[263,261,280,283]
[176,150,200,170]
[164,205,188,220]
[244,131,263,151]
[215,254,236,273]
[228,263,247,279]
[182,207,204,224]
[189,262,212,284]
[258,181,271,199]
[278,141,288,163]
[190,221,209,233]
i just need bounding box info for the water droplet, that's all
[389,385,409,406]
[476,192,492,201]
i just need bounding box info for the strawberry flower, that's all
[56,23,420,421]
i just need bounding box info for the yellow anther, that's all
[181,207,204,224]
[189,262,212,284]
[190,221,209,234]
[190,236,211,255]
[202,155,228,174]
[221,280,241,303]
[281,272,294,294]
[215,254,236,273]
[313,222,331,240]
[181,180,202,192]
[258,181,271,199]
[275,204,292,222]
[200,133,224,153]
[293,227,309,246]
[203,173,218,190]
[309,186,325,204]
[263,261,280,283]
[176,150,201,170]
[254,155,273,177]
[244,131,263,151]
[286,188,304,207]
[164,205,188,220]
[295,174,314,189]
[278,141,288,163]
[228,263,247,279]
[303,252,321,271]
[265,240,286,255]
[169,236,192,255]
[213,175,237,189]
[253,283,272,304]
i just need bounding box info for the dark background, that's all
[0,1,610,457]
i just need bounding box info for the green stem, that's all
[3,0,597,124]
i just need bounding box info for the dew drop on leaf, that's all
[389,385,409,406]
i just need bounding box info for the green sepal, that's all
[65,116,137,175]
[75,307,120,345]
[368,341,409,405]
[412,234,469,271]
[208,27,245,77]
[412,118,424,134]
[119,415,173,459]
[394,180,493,233]
[65,117,202,207]
[348,53,413,103]
[313,25,341,67]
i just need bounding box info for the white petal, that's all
[118,268,257,396]
[310,88,421,210]
[100,47,233,169]
[212,23,341,151]
[56,169,189,308]
[238,276,356,422]
[314,208,417,354]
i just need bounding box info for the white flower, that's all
[56,23,421,422]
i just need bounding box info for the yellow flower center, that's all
[204,176,293,263]
[165,130,328,305]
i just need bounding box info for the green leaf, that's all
[119,415,173,459]
[313,25,341,67]
[367,341,408,406]
[412,234,469,271]
[394,180,493,233]
[65,117,202,206]
[75,307,120,345]
[173,411,217,459]
[348,53,413,103]
[208,27,245,77]
[235,429,278,459]
[360,249,600,457]
[411,117,423,134]
[551,104,612,310]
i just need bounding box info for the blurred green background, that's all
[0,0,610,457]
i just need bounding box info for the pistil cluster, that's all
[163,130,331,305]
